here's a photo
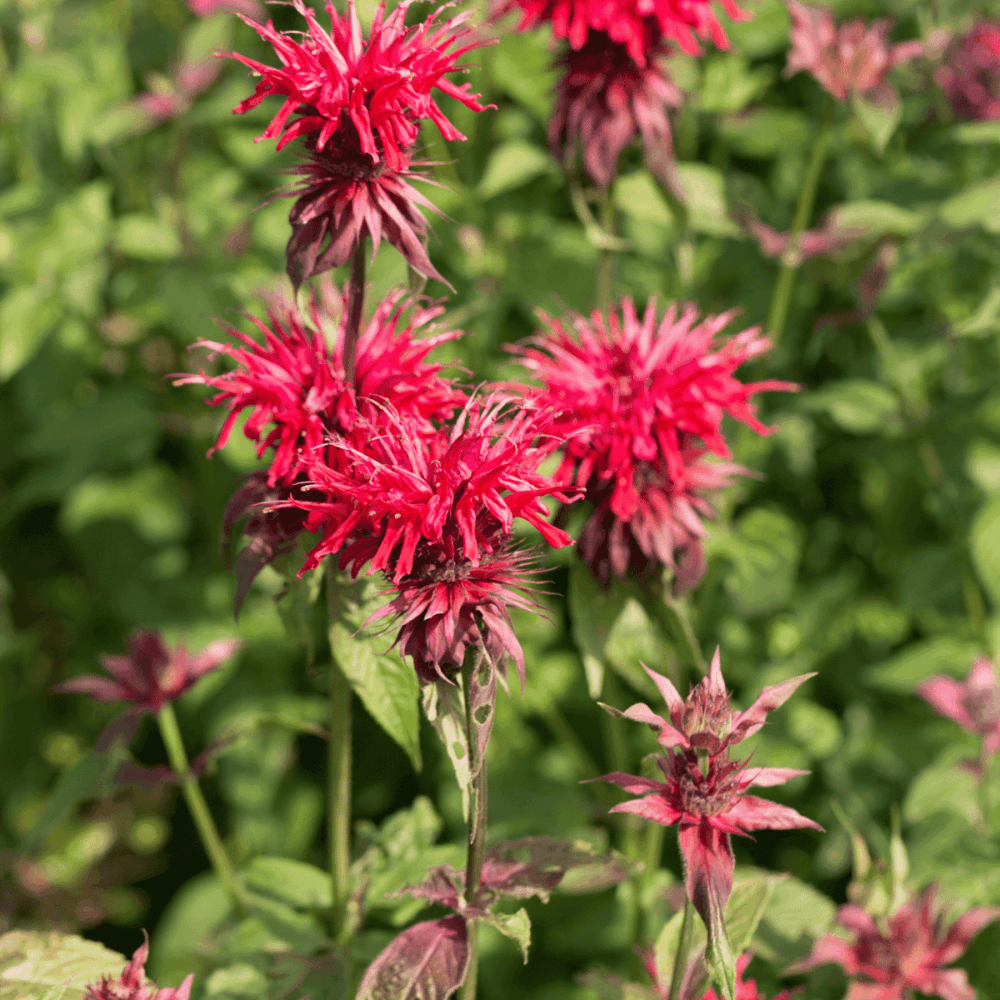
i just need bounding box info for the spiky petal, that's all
[918,655,1000,762]
[83,934,193,1000]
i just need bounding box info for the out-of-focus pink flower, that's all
[56,631,241,717]
[795,886,1000,1000]
[549,30,682,190]
[784,1,923,102]
[738,208,864,264]
[84,934,193,1000]
[174,285,464,489]
[494,0,749,63]
[937,21,1000,121]
[605,648,814,755]
[595,753,819,969]
[131,59,220,126]
[187,0,263,20]
[287,399,574,682]
[513,298,794,584]
[918,655,1000,763]
[227,0,488,168]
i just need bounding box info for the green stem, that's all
[343,240,367,387]
[596,188,615,312]
[460,652,488,1000]
[666,897,695,1000]
[765,98,835,344]
[157,704,244,914]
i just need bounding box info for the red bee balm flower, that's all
[175,285,464,489]
[549,31,682,190]
[937,22,1000,122]
[495,0,749,63]
[783,1,923,102]
[56,631,242,717]
[84,935,193,1000]
[605,648,814,754]
[918,655,1000,764]
[514,298,794,585]
[290,399,574,682]
[795,886,1000,1000]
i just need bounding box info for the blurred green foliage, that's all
[5,0,1000,995]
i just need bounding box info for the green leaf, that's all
[699,54,774,114]
[482,908,531,963]
[852,89,901,154]
[829,200,924,238]
[939,178,1000,233]
[752,875,836,967]
[725,875,783,954]
[275,535,323,666]
[241,857,332,910]
[676,163,739,236]
[327,573,422,772]
[0,287,60,382]
[802,379,901,435]
[241,892,328,954]
[972,495,1000,608]
[865,637,982,692]
[485,33,555,121]
[567,560,629,698]
[22,743,129,852]
[0,931,124,1000]
[716,109,811,158]
[204,964,269,1000]
[615,171,675,228]
[114,215,183,260]
[477,141,553,200]
[904,761,982,828]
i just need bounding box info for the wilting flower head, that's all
[494,0,749,63]
[605,648,814,754]
[595,752,820,971]
[549,31,682,190]
[784,1,923,102]
[795,886,1000,1000]
[84,934,193,1000]
[56,631,242,718]
[228,0,488,167]
[937,22,1000,122]
[514,298,794,584]
[288,398,573,682]
[918,655,1000,764]
[174,284,464,488]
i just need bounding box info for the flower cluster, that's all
[936,21,1000,122]
[514,298,794,587]
[83,936,193,1000]
[593,652,821,969]
[796,886,1000,1000]
[226,0,490,283]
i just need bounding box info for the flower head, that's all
[174,284,464,488]
[289,398,574,682]
[84,935,193,1000]
[228,0,488,168]
[936,22,1000,122]
[918,655,1000,763]
[783,1,923,102]
[796,886,1000,1000]
[56,631,242,717]
[606,649,814,755]
[494,0,749,63]
[596,751,820,966]
[549,31,682,190]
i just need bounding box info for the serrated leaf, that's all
[0,931,125,1000]
[482,909,531,963]
[422,680,470,821]
[327,572,422,772]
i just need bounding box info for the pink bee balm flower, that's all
[288,399,574,682]
[494,0,749,63]
[595,752,821,969]
[84,934,193,1000]
[917,655,1000,764]
[937,22,1000,122]
[783,1,924,102]
[605,648,814,755]
[228,0,488,167]
[131,59,220,128]
[56,631,242,718]
[174,285,464,489]
[513,298,795,584]
[795,886,1000,1000]
[549,31,682,190]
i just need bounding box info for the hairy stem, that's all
[343,240,367,387]
[666,897,695,1000]
[461,651,489,1000]
[765,98,835,345]
[157,704,244,914]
